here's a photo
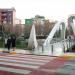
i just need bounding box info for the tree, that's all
[24,25,32,39]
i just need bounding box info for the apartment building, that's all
[25,15,45,25]
[0,7,16,33]
[33,15,45,25]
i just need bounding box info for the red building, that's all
[0,7,16,33]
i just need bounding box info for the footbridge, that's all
[28,15,75,56]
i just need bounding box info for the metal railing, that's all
[36,38,75,56]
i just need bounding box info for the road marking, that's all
[0,66,31,74]
[0,61,39,69]
[0,56,50,63]
[0,54,58,75]
[0,58,46,65]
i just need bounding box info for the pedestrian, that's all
[11,35,16,51]
[4,36,8,48]
[7,36,11,52]
[3,35,8,53]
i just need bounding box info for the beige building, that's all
[16,19,21,24]
[14,24,24,36]
[25,15,56,36]
[32,15,45,25]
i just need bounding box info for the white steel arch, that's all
[43,21,65,46]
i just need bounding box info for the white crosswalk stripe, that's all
[0,54,56,75]
[0,61,39,68]
[0,58,46,65]
[0,66,31,74]
[0,55,50,63]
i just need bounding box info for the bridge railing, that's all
[38,38,75,56]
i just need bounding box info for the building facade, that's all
[25,15,45,25]
[32,15,45,25]
[16,19,21,24]
[24,15,56,36]
[0,7,16,33]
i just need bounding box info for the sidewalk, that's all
[0,48,31,54]
[0,48,75,57]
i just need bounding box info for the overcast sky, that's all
[0,0,75,23]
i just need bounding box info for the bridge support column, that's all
[61,23,65,40]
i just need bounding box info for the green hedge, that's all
[16,39,28,49]
[0,38,28,49]
[0,38,4,47]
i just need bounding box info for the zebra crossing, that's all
[0,53,57,75]
[1,53,74,75]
